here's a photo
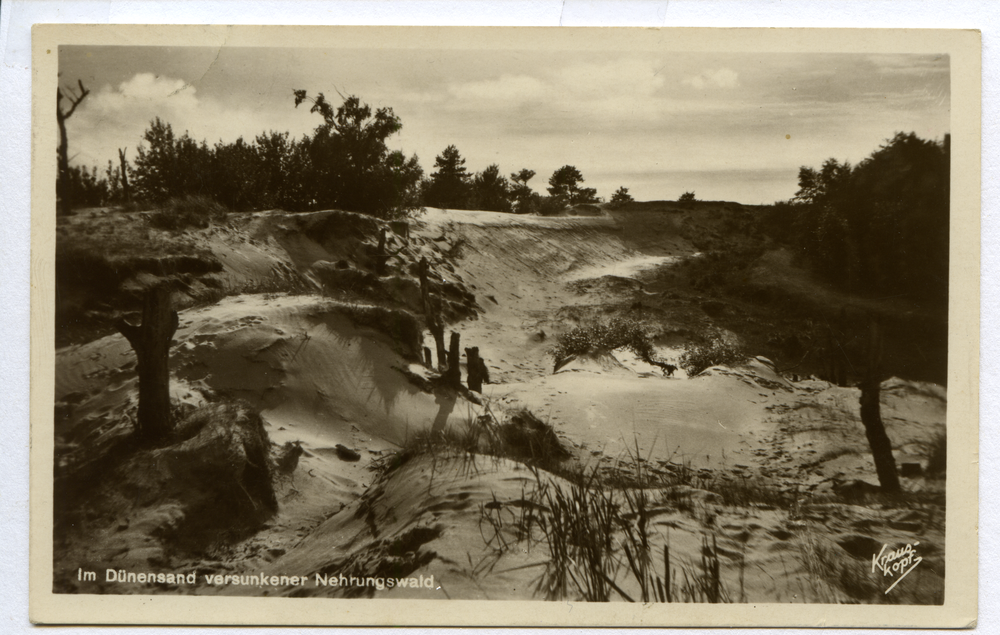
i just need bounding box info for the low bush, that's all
[679,335,749,376]
[147,195,229,231]
[550,317,658,368]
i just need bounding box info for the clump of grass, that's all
[386,414,747,604]
[492,409,571,470]
[529,465,729,603]
[533,472,621,601]
[712,475,798,510]
[380,406,571,480]
[147,195,229,231]
[475,441,735,604]
[678,334,749,376]
[371,404,571,488]
[549,317,661,370]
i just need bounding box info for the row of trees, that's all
[758,132,950,306]
[59,88,635,219]
[420,146,614,214]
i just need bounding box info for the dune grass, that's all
[678,334,750,376]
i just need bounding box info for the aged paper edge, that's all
[28,24,980,627]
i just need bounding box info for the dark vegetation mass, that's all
[60,89,604,220]
[761,132,950,306]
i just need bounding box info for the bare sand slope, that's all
[57,293,478,496]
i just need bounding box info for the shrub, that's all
[549,317,658,368]
[679,191,697,203]
[377,406,569,478]
[147,195,229,231]
[678,335,749,376]
[609,186,634,209]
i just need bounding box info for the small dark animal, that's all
[648,360,677,377]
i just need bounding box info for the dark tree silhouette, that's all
[56,80,90,215]
[419,258,447,369]
[118,148,132,203]
[547,165,598,208]
[465,346,489,392]
[293,91,422,217]
[510,168,537,214]
[678,191,697,203]
[858,317,901,494]
[115,284,179,444]
[424,145,471,209]
[610,186,634,207]
[445,331,462,388]
[132,118,214,202]
[470,164,512,213]
[787,133,949,304]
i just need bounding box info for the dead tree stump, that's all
[419,257,447,369]
[858,317,901,494]
[466,347,486,392]
[118,147,131,204]
[116,284,179,444]
[423,346,433,368]
[445,331,462,388]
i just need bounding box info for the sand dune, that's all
[53,204,947,604]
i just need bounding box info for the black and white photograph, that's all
[29,24,979,626]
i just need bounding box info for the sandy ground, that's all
[53,205,947,604]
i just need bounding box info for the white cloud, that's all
[683,68,740,90]
[66,73,316,168]
[449,74,546,103]
[442,59,665,111]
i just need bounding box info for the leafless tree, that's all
[56,79,90,215]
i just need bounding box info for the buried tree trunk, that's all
[374,227,406,277]
[419,257,447,369]
[858,318,901,494]
[116,284,179,444]
[466,346,489,393]
[429,308,446,371]
[445,331,462,388]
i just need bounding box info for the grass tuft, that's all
[678,334,750,376]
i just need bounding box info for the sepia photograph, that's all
[29,24,979,626]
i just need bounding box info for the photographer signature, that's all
[871,541,922,594]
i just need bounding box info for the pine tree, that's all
[470,164,512,213]
[547,165,598,208]
[610,186,634,208]
[424,145,471,209]
[510,169,537,214]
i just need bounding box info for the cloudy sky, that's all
[59,45,949,204]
